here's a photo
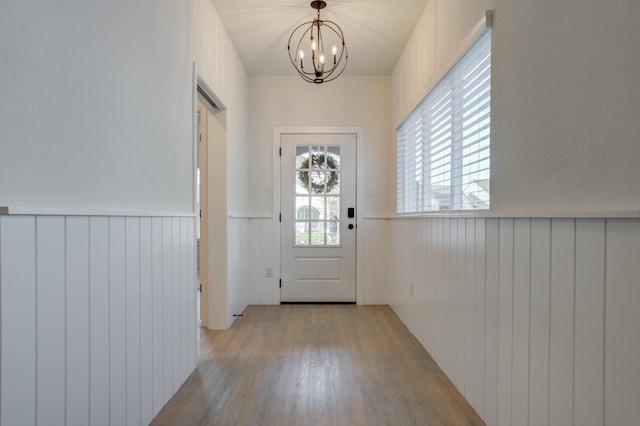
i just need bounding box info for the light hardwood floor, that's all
[151,305,484,425]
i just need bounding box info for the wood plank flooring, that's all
[151,305,483,425]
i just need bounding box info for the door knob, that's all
[348,224,354,230]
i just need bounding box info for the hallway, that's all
[151,305,483,425]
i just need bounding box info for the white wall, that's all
[0,215,197,426]
[388,216,640,426]
[0,0,194,213]
[392,0,640,213]
[247,76,392,304]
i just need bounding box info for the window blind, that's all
[397,29,491,213]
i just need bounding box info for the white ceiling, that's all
[210,0,430,76]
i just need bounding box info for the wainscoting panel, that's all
[151,217,164,414]
[139,217,154,424]
[512,218,531,426]
[528,218,551,426]
[66,217,91,425]
[228,217,251,322]
[497,218,514,426]
[249,218,274,305]
[1,216,37,426]
[484,218,499,426]
[0,214,197,426]
[549,219,575,426]
[605,220,640,426]
[89,217,110,426]
[388,217,640,426]
[473,218,486,420]
[109,217,127,426]
[574,219,605,426]
[125,217,142,426]
[36,216,66,425]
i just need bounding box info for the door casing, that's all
[194,67,226,329]
[272,127,365,305]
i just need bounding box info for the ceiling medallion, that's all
[287,1,348,84]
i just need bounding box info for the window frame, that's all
[397,28,492,214]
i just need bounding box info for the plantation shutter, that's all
[397,28,491,213]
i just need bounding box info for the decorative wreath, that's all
[297,153,340,194]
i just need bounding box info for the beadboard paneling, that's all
[484,218,500,426]
[151,217,164,414]
[66,217,91,426]
[388,217,640,426]
[574,219,605,426]
[126,217,142,426]
[0,216,37,426]
[512,219,531,426]
[89,217,110,426]
[497,218,514,426]
[473,218,486,420]
[605,220,640,426]
[36,216,66,425]
[529,218,551,426]
[109,217,127,426]
[139,217,155,425]
[0,214,197,426]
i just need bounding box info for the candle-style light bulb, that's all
[299,50,304,68]
[332,45,337,64]
[319,54,325,72]
[311,40,316,51]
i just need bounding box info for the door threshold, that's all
[280,301,356,305]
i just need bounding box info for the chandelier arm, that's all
[320,52,348,82]
[294,26,319,76]
[315,43,348,82]
[318,20,346,70]
[289,23,321,79]
[312,22,347,78]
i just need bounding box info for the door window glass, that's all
[294,145,341,246]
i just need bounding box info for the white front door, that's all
[280,133,357,302]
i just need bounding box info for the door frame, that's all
[193,65,226,328]
[272,126,365,305]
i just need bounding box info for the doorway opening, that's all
[195,77,224,329]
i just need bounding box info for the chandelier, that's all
[287,1,348,84]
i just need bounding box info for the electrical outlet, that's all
[266,267,273,278]
[410,282,414,296]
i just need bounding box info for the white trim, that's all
[195,68,227,112]
[370,210,640,219]
[229,215,272,219]
[0,207,197,217]
[192,63,199,216]
[272,126,366,305]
